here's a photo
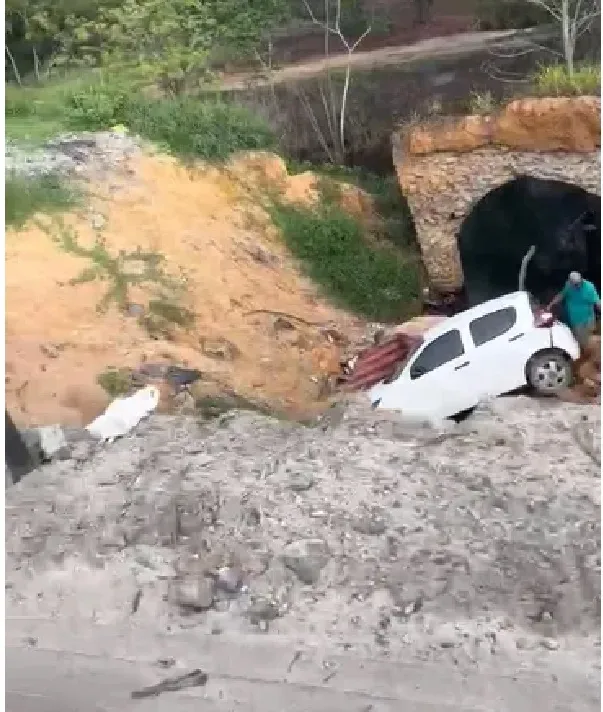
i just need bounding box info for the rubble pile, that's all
[5,397,600,668]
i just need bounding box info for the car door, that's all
[466,305,529,395]
[371,327,479,419]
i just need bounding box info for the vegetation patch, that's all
[532,63,601,97]
[468,90,497,115]
[5,173,78,228]
[286,162,418,253]
[6,75,275,162]
[45,219,194,336]
[96,366,133,397]
[64,86,276,160]
[269,194,420,323]
[195,392,277,420]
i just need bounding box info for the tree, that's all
[5,0,121,82]
[5,0,290,87]
[73,0,290,93]
[296,0,371,163]
[525,0,600,75]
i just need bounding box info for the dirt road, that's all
[217,27,554,90]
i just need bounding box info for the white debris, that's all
[85,386,160,443]
[38,424,69,459]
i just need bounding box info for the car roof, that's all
[423,291,530,341]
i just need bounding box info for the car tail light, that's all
[533,308,555,328]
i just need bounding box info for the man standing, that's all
[547,271,600,349]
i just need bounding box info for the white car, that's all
[369,291,581,421]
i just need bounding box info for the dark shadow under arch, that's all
[457,175,601,308]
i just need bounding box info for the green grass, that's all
[468,90,496,115]
[269,198,420,323]
[532,62,601,97]
[46,219,194,336]
[5,173,78,228]
[6,74,276,161]
[5,71,109,143]
[96,367,133,397]
[286,161,418,252]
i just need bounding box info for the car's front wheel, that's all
[526,349,572,396]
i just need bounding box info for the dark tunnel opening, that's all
[453,175,601,312]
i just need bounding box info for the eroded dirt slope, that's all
[6,151,372,427]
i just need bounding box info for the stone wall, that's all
[392,97,601,291]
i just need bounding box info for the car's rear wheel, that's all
[526,349,572,396]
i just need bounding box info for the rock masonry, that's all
[392,97,601,291]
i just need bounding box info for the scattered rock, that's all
[91,213,106,230]
[39,343,61,359]
[247,597,281,623]
[288,471,314,492]
[6,131,142,180]
[247,244,278,265]
[165,367,203,391]
[200,337,241,361]
[38,425,71,461]
[392,598,423,618]
[320,327,348,345]
[215,566,244,594]
[157,658,176,669]
[540,638,561,651]
[282,538,330,584]
[273,316,296,332]
[352,507,389,535]
[20,424,74,465]
[168,576,215,612]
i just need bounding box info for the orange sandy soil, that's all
[6,151,371,428]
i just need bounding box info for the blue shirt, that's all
[561,279,600,327]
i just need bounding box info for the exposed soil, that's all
[6,151,374,428]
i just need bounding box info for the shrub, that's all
[64,83,131,128]
[63,84,275,160]
[124,96,276,160]
[532,63,601,96]
[269,200,420,322]
[468,90,496,115]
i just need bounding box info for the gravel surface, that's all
[6,396,601,687]
[6,132,144,180]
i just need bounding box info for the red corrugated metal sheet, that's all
[340,333,422,392]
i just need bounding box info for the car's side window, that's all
[410,329,464,380]
[469,307,517,347]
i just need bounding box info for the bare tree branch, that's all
[5,46,22,85]
[526,0,564,22]
[492,0,600,77]
[299,0,371,163]
[481,58,534,83]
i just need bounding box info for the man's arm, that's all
[546,287,566,311]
